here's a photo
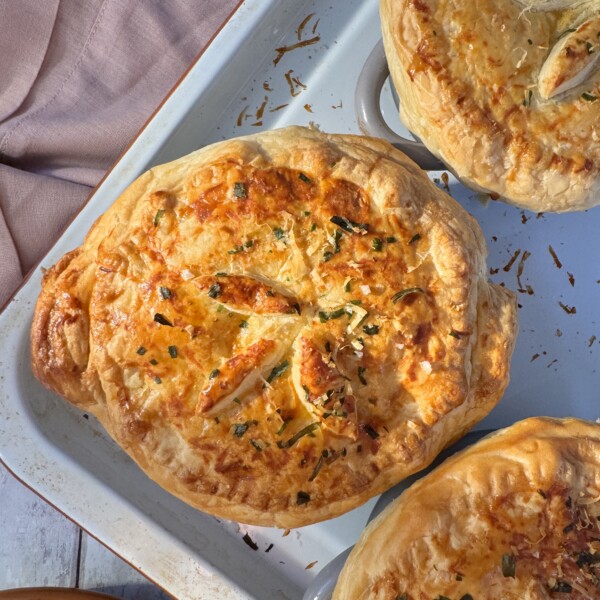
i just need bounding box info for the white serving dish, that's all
[1,0,600,598]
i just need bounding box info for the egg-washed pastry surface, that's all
[381,0,600,212]
[334,417,600,600]
[30,127,517,527]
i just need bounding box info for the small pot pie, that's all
[381,0,600,212]
[31,127,517,527]
[333,417,600,600]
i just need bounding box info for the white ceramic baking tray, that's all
[2,0,600,598]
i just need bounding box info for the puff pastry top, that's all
[30,127,516,527]
[334,417,600,600]
[381,0,600,212]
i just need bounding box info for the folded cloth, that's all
[0,0,239,309]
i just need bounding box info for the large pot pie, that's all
[334,417,600,600]
[31,127,517,527]
[381,0,600,212]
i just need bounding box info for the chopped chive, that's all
[209,368,220,379]
[136,346,147,355]
[386,236,397,243]
[318,308,346,322]
[244,240,254,248]
[330,215,369,234]
[159,286,172,299]
[372,238,383,251]
[267,360,289,383]
[279,422,320,448]
[302,384,311,400]
[344,280,351,292]
[168,345,178,358]
[250,439,263,452]
[310,222,317,232]
[154,313,173,326]
[233,422,249,437]
[215,272,228,277]
[207,283,222,299]
[154,376,162,384]
[308,455,325,481]
[323,251,334,263]
[363,324,379,335]
[408,233,421,244]
[364,424,379,439]
[501,554,516,578]
[297,491,311,505]
[153,209,165,227]
[358,366,367,385]
[228,245,244,254]
[276,420,288,435]
[150,358,158,365]
[303,210,311,216]
[232,397,242,405]
[391,287,425,303]
[233,182,247,198]
[299,173,312,184]
[582,92,598,102]
[239,320,249,329]
[273,227,285,240]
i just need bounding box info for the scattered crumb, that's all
[516,250,531,290]
[556,329,563,337]
[503,249,521,273]
[547,358,558,368]
[491,236,498,242]
[296,13,316,41]
[305,561,318,570]
[441,172,451,194]
[567,272,575,287]
[312,18,320,34]
[332,99,343,109]
[265,543,274,553]
[531,353,540,362]
[237,105,249,127]
[559,301,576,315]
[255,96,268,121]
[263,82,273,92]
[242,533,259,551]
[521,211,529,224]
[489,267,499,275]
[548,245,562,269]
[304,103,313,113]
[282,529,291,537]
[269,103,289,113]
[589,335,597,347]
[274,36,320,66]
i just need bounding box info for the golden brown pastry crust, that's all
[381,0,600,212]
[334,417,600,600]
[30,127,517,527]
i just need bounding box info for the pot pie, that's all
[381,0,600,212]
[333,417,600,600]
[30,127,517,527]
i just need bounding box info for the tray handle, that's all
[355,40,444,171]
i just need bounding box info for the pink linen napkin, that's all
[0,0,239,309]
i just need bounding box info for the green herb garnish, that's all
[296,491,311,505]
[308,455,325,481]
[318,308,346,322]
[153,209,165,227]
[154,313,173,326]
[582,92,598,102]
[239,320,248,329]
[207,283,222,299]
[250,439,263,452]
[502,554,516,578]
[232,397,241,405]
[278,422,320,448]
[209,368,220,379]
[154,376,162,384]
[159,286,172,299]
[273,227,285,240]
[136,346,147,355]
[363,324,379,335]
[364,424,379,439]
[372,238,383,251]
[344,280,352,292]
[408,233,421,244]
[386,236,397,243]
[391,287,425,303]
[233,182,247,198]
[228,245,244,254]
[267,360,289,383]
[150,359,158,365]
[233,422,249,437]
[358,366,367,385]
[323,251,334,263]
[168,345,178,358]
[299,173,312,184]
[330,215,369,234]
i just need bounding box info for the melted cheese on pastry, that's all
[30,127,517,527]
[334,417,600,600]
[381,0,600,211]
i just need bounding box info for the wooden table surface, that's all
[0,462,171,599]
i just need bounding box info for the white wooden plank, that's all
[78,534,171,599]
[0,463,79,588]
